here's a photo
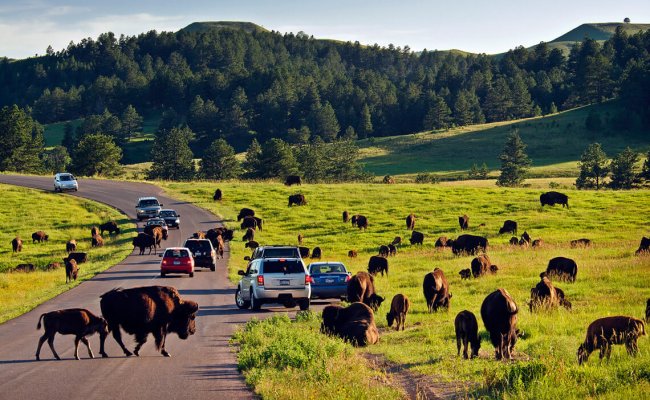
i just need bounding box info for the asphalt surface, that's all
[0,176,339,400]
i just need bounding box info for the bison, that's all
[311,247,322,259]
[455,310,481,359]
[215,234,225,259]
[452,234,488,256]
[636,237,650,255]
[242,228,255,242]
[540,191,569,208]
[32,231,48,243]
[471,254,496,278]
[213,189,222,201]
[91,234,104,248]
[406,213,416,230]
[66,239,77,253]
[347,272,384,311]
[193,231,206,239]
[355,215,368,230]
[244,240,259,250]
[481,289,519,360]
[99,286,199,358]
[386,294,410,331]
[423,268,451,312]
[459,269,471,280]
[520,231,531,245]
[237,208,255,221]
[409,231,424,245]
[288,194,307,206]
[342,211,350,223]
[458,215,469,230]
[11,237,22,252]
[132,233,156,255]
[435,236,452,248]
[378,245,389,257]
[367,255,388,277]
[499,220,517,235]
[66,252,88,264]
[297,233,303,245]
[546,257,577,282]
[388,244,397,256]
[253,217,263,231]
[577,316,646,365]
[532,239,543,248]
[35,309,108,361]
[321,302,379,346]
[240,216,259,230]
[391,236,402,246]
[299,246,310,258]
[91,226,99,237]
[99,221,120,235]
[529,274,559,312]
[348,250,358,258]
[285,175,302,186]
[509,236,519,246]
[47,262,62,270]
[15,263,36,272]
[64,258,78,283]
[571,238,591,248]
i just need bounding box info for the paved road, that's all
[0,176,334,400]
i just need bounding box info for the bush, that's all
[415,173,441,183]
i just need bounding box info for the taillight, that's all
[162,259,167,265]
[305,275,313,285]
[257,275,264,286]
[345,275,351,282]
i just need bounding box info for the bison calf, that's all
[36,308,108,361]
[348,250,358,258]
[386,294,410,331]
[459,269,471,280]
[11,237,23,252]
[32,231,49,243]
[64,258,79,283]
[92,234,104,247]
[66,239,77,253]
[455,310,481,359]
[577,316,646,365]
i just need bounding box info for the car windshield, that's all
[184,241,212,252]
[310,264,346,274]
[147,220,165,226]
[59,175,73,181]
[139,199,159,207]
[164,249,189,258]
[160,211,176,217]
[263,260,304,274]
[262,248,299,258]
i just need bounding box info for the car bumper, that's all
[193,256,216,268]
[310,285,347,299]
[164,220,179,227]
[161,265,193,274]
[253,287,311,302]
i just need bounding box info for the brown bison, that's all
[237,208,255,221]
[285,175,302,186]
[577,316,646,365]
[66,252,88,264]
[132,233,156,255]
[311,247,322,259]
[348,250,358,258]
[452,234,488,255]
[509,236,519,246]
[409,231,424,245]
[383,175,395,184]
[91,226,99,237]
[351,214,359,226]
[288,194,307,206]
[367,255,388,277]
[11,237,22,252]
[99,221,120,235]
[342,211,350,223]
[458,214,469,230]
[435,236,452,248]
[213,189,222,201]
[297,233,303,244]
[35,308,108,361]
[499,220,517,235]
[240,216,259,231]
[406,213,416,230]
[455,310,481,359]
[242,228,255,242]
[91,234,104,248]
[571,238,591,248]
[532,239,543,248]
[99,286,199,358]
[64,258,78,283]
[66,239,77,253]
[546,257,577,282]
[253,217,263,231]
[636,237,650,255]
[423,268,451,312]
[321,302,379,346]
[459,269,471,280]
[215,234,225,259]
[15,263,36,272]
[540,191,569,208]
[386,294,410,331]
[529,273,571,312]
[299,246,310,258]
[378,245,389,257]
[32,231,48,243]
[347,272,384,311]
[245,240,259,250]
[388,244,397,256]
[481,289,519,360]
[520,231,531,245]
[355,215,368,230]
[391,236,402,246]
[471,254,496,278]
[490,265,499,274]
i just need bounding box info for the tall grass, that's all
[0,184,135,322]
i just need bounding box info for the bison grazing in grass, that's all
[546,257,577,282]
[532,239,543,248]
[245,240,259,250]
[635,237,650,255]
[499,220,517,235]
[284,175,302,186]
[458,214,469,230]
[91,234,104,248]
[459,269,471,280]
[452,234,488,256]
[409,231,424,245]
[348,250,358,258]
[388,244,396,256]
[391,236,402,246]
[529,273,571,312]
[99,286,199,358]
[64,258,78,283]
[213,189,222,201]
[509,237,519,246]
[378,245,389,257]
[35,308,108,361]
[471,254,496,278]
[367,255,388,277]
[481,289,519,360]
[455,310,481,359]
[406,213,416,230]
[577,316,646,365]
[435,236,452,248]
[15,263,36,272]
[237,208,255,221]
[386,294,410,331]
[540,191,569,208]
[423,268,451,313]
[288,194,307,206]
[32,231,48,243]
[99,221,120,235]
[355,215,368,230]
[571,238,592,248]
[342,211,350,223]
[66,252,88,264]
[311,247,322,259]
[321,302,379,346]
[11,237,22,252]
[347,272,384,311]
[66,239,77,253]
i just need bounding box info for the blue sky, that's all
[1,0,649,59]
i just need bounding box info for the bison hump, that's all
[498,288,518,314]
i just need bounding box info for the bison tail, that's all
[37,313,45,330]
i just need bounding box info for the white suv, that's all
[54,173,78,192]
[235,258,311,311]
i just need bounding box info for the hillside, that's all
[180,21,268,34]
[544,22,650,54]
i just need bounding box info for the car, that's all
[307,262,351,300]
[235,257,311,311]
[159,209,180,229]
[183,239,217,271]
[53,172,78,192]
[159,247,194,278]
[248,245,301,261]
[136,197,163,221]
[145,218,169,239]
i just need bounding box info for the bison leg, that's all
[35,334,49,360]
[153,328,170,357]
[109,326,133,357]
[74,336,81,360]
[80,337,94,359]
[428,294,438,313]
[456,336,462,356]
[46,334,61,360]
[133,332,149,357]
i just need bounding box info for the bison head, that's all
[368,294,384,311]
[577,343,590,365]
[169,300,199,339]
[320,305,342,334]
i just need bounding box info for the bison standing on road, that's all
[481,289,519,360]
[321,302,379,346]
[35,308,108,361]
[386,294,410,331]
[367,255,388,277]
[347,272,384,311]
[577,316,646,365]
[99,221,120,235]
[237,208,255,221]
[409,231,424,245]
[11,237,22,252]
[284,175,302,186]
[458,215,469,230]
[452,234,488,255]
[406,213,416,230]
[99,286,199,358]
[132,233,156,255]
[455,310,481,359]
[32,231,48,243]
[546,257,577,282]
[499,220,517,235]
[298,246,310,258]
[540,191,569,208]
[288,194,307,206]
[423,268,451,312]
[635,237,650,255]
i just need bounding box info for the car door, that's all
[240,260,257,299]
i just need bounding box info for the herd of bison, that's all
[17,186,650,367]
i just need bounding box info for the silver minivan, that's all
[53,172,78,192]
[235,258,311,311]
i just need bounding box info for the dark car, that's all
[307,262,351,300]
[159,209,180,229]
[145,218,169,239]
[183,239,217,271]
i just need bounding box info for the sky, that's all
[1,0,649,59]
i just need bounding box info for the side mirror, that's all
[160,204,164,207]
[158,254,163,257]
[177,214,181,217]
[244,256,251,261]
[237,270,246,276]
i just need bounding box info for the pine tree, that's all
[243,138,263,178]
[423,95,452,130]
[453,91,473,126]
[509,75,533,118]
[609,147,639,189]
[496,130,531,187]
[342,126,357,140]
[200,139,241,180]
[576,143,609,189]
[70,133,122,176]
[148,126,195,180]
[120,105,143,140]
[0,105,44,173]
[549,102,558,114]
[640,150,650,184]
[257,138,299,179]
[312,102,340,142]
[358,104,373,139]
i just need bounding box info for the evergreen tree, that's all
[286,126,311,144]
[509,75,533,118]
[496,130,531,187]
[357,104,373,139]
[423,95,452,130]
[43,146,71,173]
[576,143,609,189]
[256,138,299,179]
[640,150,650,184]
[0,105,44,173]
[120,105,143,139]
[200,139,241,180]
[453,91,473,126]
[243,138,263,178]
[70,133,122,176]
[342,126,357,140]
[484,78,513,122]
[62,122,75,151]
[148,126,195,180]
[549,102,558,114]
[312,102,340,142]
[609,147,639,189]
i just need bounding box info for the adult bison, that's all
[355,215,368,230]
[409,231,424,245]
[35,308,108,361]
[311,247,322,259]
[64,258,78,283]
[406,213,416,230]
[546,257,577,282]
[367,256,388,277]
[242,228,255,242]
[435,236,452,248]
[540,191,569,208]
[635,237,650,255]
[458,214,469,230]
[378,245,389,257]
[481,289,519,360]
[32,231,49,243]
[529,273,571,312]
[237,208,255,221]
[347,272,384,311]
[240,216,258,231]
[11,237,23,252]
[213,189,222,201]
[422,268,451,312]
[99,221,120,235]
[321,302,379,346]
[452,234,488,255]
[91,234,104,248]
[288,194,307,206]
[284,175,302,186]
[577,316,646,365]
[299,246,310,258]
[498,220,517,235]
[99,286,199,358]
[66,252,88,264]
[471,254,496,278]
[132,233,156,255]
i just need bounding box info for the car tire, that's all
[251,292,262,311]
[298,298,310,311]
[161,272,166,278]
[210,264,216,272]
[235,288,250,309]
[189,272,194,278]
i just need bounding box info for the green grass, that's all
[0,184,135,323]
[161,181,650,399]
[358,102,649,179]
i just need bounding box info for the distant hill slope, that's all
[543,22,650,54]
[180,21,268,34]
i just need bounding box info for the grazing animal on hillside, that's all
[237,208,255,221]
[240,216,258,231]
[99,286,199,358]
[355,215,368,230]
[321,302,379,346]
[91,234,104,248]
[347,272,384,311]
[90,226,99,237]
[388,244,397,256]
[383,175,395,184]
[64,258,78,283]
[577,316,646,365]
[132,233,156,255]
[367,255,388,277]
[530,273,572,312]
[66,252,88,264]
[348,250,358,258]
[458,214,469,230]
[636,237,650,255]
[299,247,310,258]
[455,310,481,359]
[15,263,36,272]
[481,289,519,360]
[499,220,517,235]
[99,221,120,235]
[297,233,303,245]
[409,231,424,245]
[386,294,410,331]
[452,234,488,256]
[284,175,302,186]
[311,247,322,259]
[471,254,496,278]
[11,237,22,252]
[378,245,389,257]
[459,269,471,280]
[435,236,452,248]
[520,231,531,245]
[32,231,48,243]
[245,240,259,250]
[540,191,569,208]
[242,228,255,242]
[423,268,451,313]
[391,236,402,246]
[532,239,543,248]
[509,237,519,246]
[288,194,307,206]
[406,213,416,230]
[342,211,350,223]
[35,308,108,361]
[546,257,578,282]
[66,239,77,253]
[213,189,222,201]
[570,238,592,248]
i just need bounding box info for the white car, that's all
[53,173,78,192]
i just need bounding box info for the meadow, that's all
[0,184,135,323]
[161,181,650,399]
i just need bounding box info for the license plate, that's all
[280,279,290,286]
[195,252,201,256]
[173,261,180,265]
[325,279,334,284]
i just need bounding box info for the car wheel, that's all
[251,292,262,311]
[161,272,166,277]
[210,264,216,272]
[189,272,194,278]
[299,299,310,311]
[235,288,250,309]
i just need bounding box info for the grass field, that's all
[0,184,135,323]
[161,181,650,399]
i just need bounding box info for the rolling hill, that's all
[541,22,650,54]
[180,21,269,34]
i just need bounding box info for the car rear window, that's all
[262,260,304,274]
[164,249,189,258]
[262,248,299,258]
[310,264,346,274]
[184,241,212,252]
[160,211,176,217]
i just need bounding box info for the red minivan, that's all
[160,247,194,277]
